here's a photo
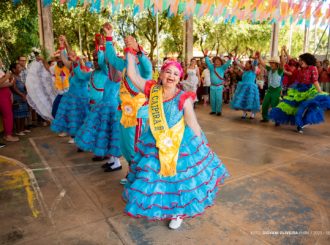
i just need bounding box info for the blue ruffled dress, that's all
[123,85,229,220]
[105,39,152,165]
[75,79,122,157]
[230,70,260,112]
[51,65,89,136]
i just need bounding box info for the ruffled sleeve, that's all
[179,91,196,111]
[144,80,157,97]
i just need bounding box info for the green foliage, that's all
[162,15,184,59]
[52,2,108,60]
[0,0,39,67]
[279,24,329,58]
[109,8,137,40]
[107,8,184,60]
[3,1,328,67]
[135,10,169,61]
[194,17,271,57]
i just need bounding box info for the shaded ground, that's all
[0,104,330,245]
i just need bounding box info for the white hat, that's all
[268,56,280,64]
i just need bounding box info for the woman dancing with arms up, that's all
[269,52,330,133]
[122,37,229,230]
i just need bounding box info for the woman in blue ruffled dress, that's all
[51,36,90,143]
[123,37,229,230]
[230,59,260,119]
[74,45,122,166]
[103,24,152,176]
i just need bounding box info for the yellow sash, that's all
[149,85,185,177]
[54,65,70,91]
[119,70,146,128]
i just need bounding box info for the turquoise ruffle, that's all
[123,126,229,220]
[75,101,122,157]
[51,93,89,136]
[230,71,260,112]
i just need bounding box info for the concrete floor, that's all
[0,104,330,245]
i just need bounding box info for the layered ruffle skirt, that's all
[230,82,260,112]
[75,101,122,157]
[123,126,229,220]
[51,93,89,136]
[269,83,330,127]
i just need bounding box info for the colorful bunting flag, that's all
[16,0,325,25]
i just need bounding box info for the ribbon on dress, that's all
[149,84,185,177]
[119,69,146,128]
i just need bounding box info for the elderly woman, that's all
[203,50,232,116]
[122,39,229,230]
[11,62,29,136]
[230,59,260,119]
[51,35,90,143]
[270,53,330,133]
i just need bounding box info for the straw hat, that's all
[268,56,280,64]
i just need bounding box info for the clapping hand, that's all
[124,36,139,52]
[203,49,209,57]
[103,23,113,37]
[68,51,77,62]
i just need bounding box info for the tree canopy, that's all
[0,0,39,66]
[1,1,329,67]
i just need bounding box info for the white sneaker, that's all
[58,132,68,137]
[302,124,310,129]
[23,129,31,133]
[68,138,75,144]
[120,178,128,185]
[16,132,26,136]
[169,217,183,230]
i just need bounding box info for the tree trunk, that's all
[83,24,91,60]
[149,44,155,62]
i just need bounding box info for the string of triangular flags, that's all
[13,0,330,26]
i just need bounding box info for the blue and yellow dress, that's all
[74,50,122,158]
[105,38,152,165]
[123,81,229,220]
[51,62,90,136]
[230,70,260,113]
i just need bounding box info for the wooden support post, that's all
[303,24,310,53]
[184,17,193,64]
[37,0,54,55]
[270,22,279,57]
